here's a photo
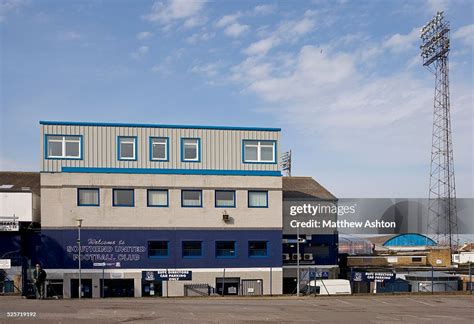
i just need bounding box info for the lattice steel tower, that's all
[420,11,458,251]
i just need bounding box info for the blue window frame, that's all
[148,241,169,258]
[181,190,202,208]
[242,140,277,164]
[117,136,137,161]
[44,134,83,160]
[248,241,268,257]
[248,191,268,208]
[216,241,237,258]
[180,138,201,162]
[182,241,203,258]
[112,189,134,207]
[77,188,100,206]
[147,189,169,207]
[149,137,169,161]
[215,190,236,208]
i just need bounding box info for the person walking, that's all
[33,264,47,299]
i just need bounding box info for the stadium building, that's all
[38,120,283,298]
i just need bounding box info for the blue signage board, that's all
[142,270,192,281]
[309,270,329,279]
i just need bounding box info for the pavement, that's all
[0,294,473,323]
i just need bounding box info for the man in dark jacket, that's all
[33,264,47,299]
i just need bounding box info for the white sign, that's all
[0,259,11,269]
[0,221,19,231]
[93,262,106,267]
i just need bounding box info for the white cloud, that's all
[242,11,316,56]
[229,38,473,197]
[0,0,29,22]
[131,46,149,60]
[143,0,207,28]
[243,36,280,56]
[58,31,84,41]
[185,31,214,44]
[453,24,474,46]
[215,12,249,38]
[253,4,275,15]
[382,26,420,53]
[137,31,153,40]
[191,62,220,77]
[426,0,449,13]
[216,13,240,28]
[224,23,249,37]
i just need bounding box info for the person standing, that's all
[33,264,47,299]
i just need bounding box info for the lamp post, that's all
[296,225,300,297]
[76,218,83,299]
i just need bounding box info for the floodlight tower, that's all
[420,11,458,251]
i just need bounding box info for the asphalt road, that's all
[0,295,473,323]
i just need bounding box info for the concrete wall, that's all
[0,192,39,222]
[40,123,280,172]
[41,173,282,228]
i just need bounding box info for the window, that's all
[242,140,276,163]
[412,257,423,262]
[215,190,236,208]
[77,188,99,206]
[147,189,168,207]
[248,241,268,257]
[45,135,82,159]
[248,191,268,208]
[150,137,168,161]
[181,190,202,207]
[148,241,169,258]
[113,189,134,207]
[118,136,137,160]
[181,138,200,162]
[216,241,236,258]
[182,241,202,258]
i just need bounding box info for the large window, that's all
[215,190,235,208]
[182,241,203,258]
[77,188,99,206]
[248,191,268,208]
[113,189,134,207]
[216,241,236,258]
[243,140,276,163]
[181,190,202,207]
[147,189,168,207]
[45,135,82,159]
[248,241,268,257]
[118,136,137,161]
[181,138,200,162]
[148,241,169,258]
[150,137,168,161]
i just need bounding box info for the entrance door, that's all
[215,277,240,295]
[241,279,263,296]
[70,279,93,298]
[100,279,134,297]
[142,281,162,297]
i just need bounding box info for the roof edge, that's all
[39,120,281,132]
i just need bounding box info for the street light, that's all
[296,225,300,297]
[76,218,83,299]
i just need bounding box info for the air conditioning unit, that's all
[303,253,313,261]
[292,254,301,261]
[222,211,230,222]
[282,253,290,261]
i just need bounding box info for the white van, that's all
[308,279,352,295]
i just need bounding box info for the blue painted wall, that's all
[29,229,282,269]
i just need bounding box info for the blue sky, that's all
[0,0,472,198]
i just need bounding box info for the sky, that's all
[0,0,472,198]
